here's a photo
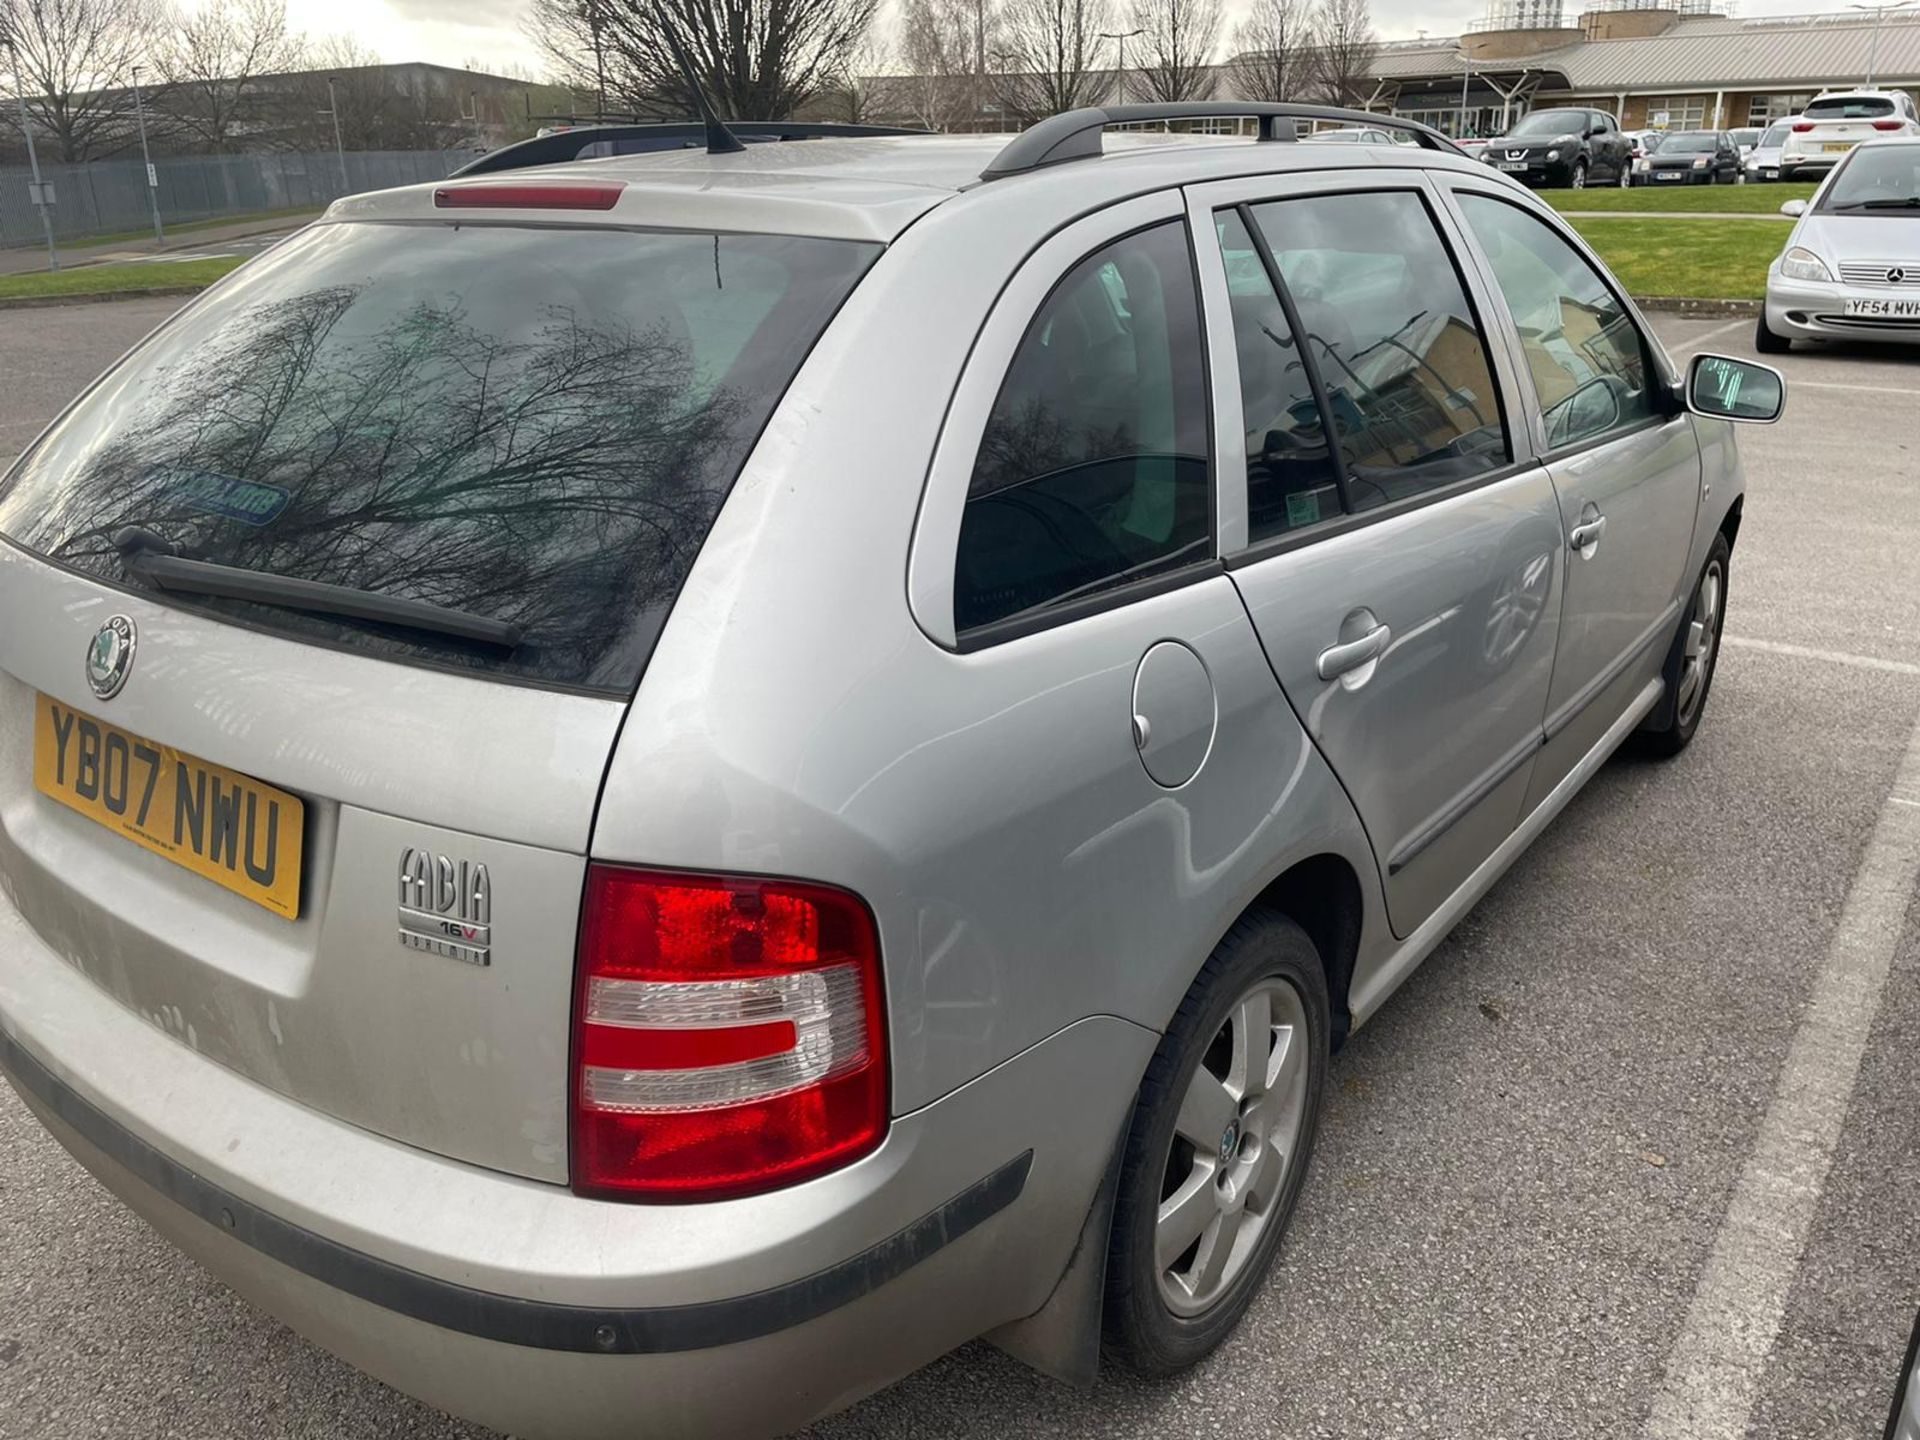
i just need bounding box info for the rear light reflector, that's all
[433,181,626,210]
[1874,120,1905,132]
[571,867,888,1201]
[1792,122,1815,132]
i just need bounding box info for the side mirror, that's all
[1686,353,1785,424]
[1780,198,1808,217]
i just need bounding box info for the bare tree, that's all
[527,0,880,122]
[159,0,305,152]
[994,0,1112,125]
[896,0,990,131]
[822,20,889,122]
[1129,0,1220,104]
[1307,0,1375,107]
[0,0,167,160]
[1226,0,1310,103]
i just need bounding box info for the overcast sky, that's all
[281,0,1881,80]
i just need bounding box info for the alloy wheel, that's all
[1675,558,1724,726]
[1571,163,1587,189]
[1154,978,1311,1318]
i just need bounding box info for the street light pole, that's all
[1098,28,1144,106]
[4,32,58,270]
[1851,0,1912,87]
[1457,52,1474,137]
[325,75,347,193]
[130,63,163,244]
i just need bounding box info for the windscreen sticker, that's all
[1286,490,1322,529]
[168,469,290,527]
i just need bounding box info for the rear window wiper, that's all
[112,527,522,651]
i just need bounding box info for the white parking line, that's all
[1640,704,1920,1440]
[1785,380,1920,398]
[1723,635,1920,677]
[1665,318,1747,356]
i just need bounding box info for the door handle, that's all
[1317,623,1392,681]
[1569,515,1608,551]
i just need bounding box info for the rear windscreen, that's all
[0,221,878,692]
[1805,97,1895,119]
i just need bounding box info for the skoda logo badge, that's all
[86,615,137,700]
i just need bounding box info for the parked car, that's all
[1301,124,1404,144]
[1639,129,1744,186]
[1780,89,1920,180]
[1745,120,1793,182]
[1481,105,1635,188]
[1626,128,1667,183]
[0,105,1781,1440]
[1760,135,1920,351]
[1889,1305,1920,1440]
[1729,127,1763,159]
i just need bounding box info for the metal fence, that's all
[0,150,471,249]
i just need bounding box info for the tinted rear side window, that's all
[0,222,878,692]
[954,220,1211,635]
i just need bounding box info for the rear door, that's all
[1187,170,1566,938]
[0,217,878,1182]
[1439,178,1701,809]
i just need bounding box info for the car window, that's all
[1820,145,1920,210]
[1456,195,1659,451]
[954,220,1211,634]
[1215,210,1341,541]
[1761,124,1790,146]
[1806,96,1896,119]
[1246,191,1508,511]
[0,223,878,693]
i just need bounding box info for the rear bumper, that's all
[0,884,1154,1438]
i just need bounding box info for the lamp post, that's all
[323,75,347,192]
[1851,0,1912,87]
[3,28,58,270]
[130,63,163,244]
[1098,27,1144,106]
[1455,50,1474,138]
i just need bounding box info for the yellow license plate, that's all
[1824,142,1858,153]
[33,695,304,919]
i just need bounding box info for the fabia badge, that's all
[398,846,491,966]
[86,616,137,700]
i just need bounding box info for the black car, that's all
[1480,107,1633,189]
[1639,129,1743,186]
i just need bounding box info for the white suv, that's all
[1782,90,1920,180]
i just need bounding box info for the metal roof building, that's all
[1340,9,1920,135]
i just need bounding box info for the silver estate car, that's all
[1760,136,1920,351]
[0,103,1783,1440]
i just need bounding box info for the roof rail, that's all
[452,122,934,177]
[979,103,1464,181]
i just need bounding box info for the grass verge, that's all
[1568,217,1781,301]
[1541,181,1815,214]
[49,206,323,252]
[0,256,245,302]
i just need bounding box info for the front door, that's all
[1189,174,1565,938]
[1444,184,1702,806]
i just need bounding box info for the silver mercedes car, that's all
[0,103,1781,1440]
[1761,136,1920,350]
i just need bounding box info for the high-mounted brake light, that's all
[433,181,626,211]
[570,866,888,1201]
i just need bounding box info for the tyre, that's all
[1635,532,1730,758]
[1103,912,1329,1376]
[1755,308,1791,354]
[1619,162,1633,188]
[1570,159,1588,190]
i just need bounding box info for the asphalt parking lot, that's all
[0,301,1917,1440]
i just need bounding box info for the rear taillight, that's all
[1874,120,1905,132]
[433,181,626,210]
[1792,122,1815,132]
[570,866,888,1201]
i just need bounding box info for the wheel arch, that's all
[1719,493,1744,551]
[1243,852,1366,1052]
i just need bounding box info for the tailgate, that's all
[0,549,620,1181]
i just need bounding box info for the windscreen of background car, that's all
[0,221,879,693]
[1820,146,1920,209]
[1660,134,1718,153]
[1506,110,1588,137]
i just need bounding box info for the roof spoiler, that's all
[979,103,1465,181]
[452,122,934,177]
